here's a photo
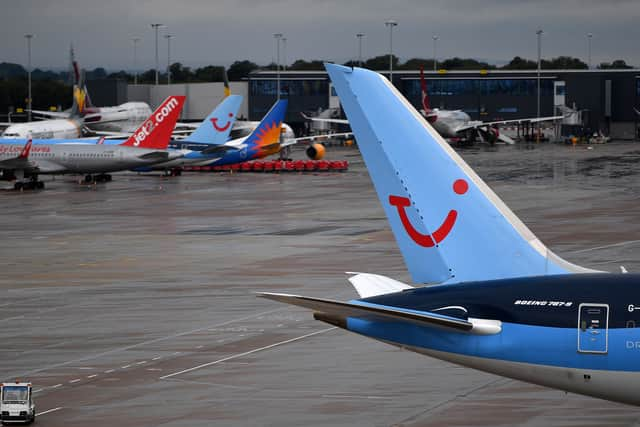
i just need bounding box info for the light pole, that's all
[164,34,173,84]
[356,33,365,67]
[151,23,164,85]
[432,35,439,72]
[274,33,282,100]
[282,37,287,71]
[385,20,397,82]
[587,33,593,69]
[132,37,140,85]
[536,28,543,142]
[25,34,34,122]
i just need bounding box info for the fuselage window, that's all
[627,320,636,328]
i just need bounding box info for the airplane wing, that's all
[454,115,564,134]
[301,112,349,125]
[137,151,171,161]
[29,109,71,119]
[258,292,475,332]
[87,130,132,138]
[174,122,199,129]
[201,144,244,155]
[280,132,354,148]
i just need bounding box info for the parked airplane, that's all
[1,48,152,139]
[259,64,640,407]
[304,66,564,145]
[192,99,289,167]
[189,99,353,167]
[0,96,185,190]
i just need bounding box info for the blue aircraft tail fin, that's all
[243,99,288,150]
[187,95,243,144]
[325,64,596,284]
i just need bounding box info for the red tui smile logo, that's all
[211,112,234,132]
[389,179,468,247]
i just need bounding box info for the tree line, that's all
[0,56,635,113]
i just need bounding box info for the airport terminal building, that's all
[118,67,640,140]
[246,68,640,140]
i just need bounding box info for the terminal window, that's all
[403,79,553,98]
[251,80,328,97]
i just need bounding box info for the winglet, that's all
[120,96,186,149]
[19,138,32,159]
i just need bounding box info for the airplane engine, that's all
[306,143,326,160]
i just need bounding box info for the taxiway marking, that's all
[38,407,63,416]
[160,327,336,380]
[14,307,287,378]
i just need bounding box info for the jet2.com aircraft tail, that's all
[121,96,186,150]
[186,95,242,145]
[324,64,596,285]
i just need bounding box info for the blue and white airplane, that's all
[259,64,640,407]
[63,96,292,172]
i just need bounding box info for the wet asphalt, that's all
[1,142,639,426]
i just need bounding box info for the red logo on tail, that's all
[19,139,33,158]
[389,179,468,247]
[211,113,234,132]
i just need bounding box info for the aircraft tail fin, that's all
[19,138,33,159]
[223,68,231,98]
[68,46,94,118]
[325,63,597,284]
[243,99,288,150]
[120,96,185,149]
[186,95,242,145]
[419,65,431,113]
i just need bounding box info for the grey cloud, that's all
[1,0,638,70]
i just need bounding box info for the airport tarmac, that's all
[1,142,640,426]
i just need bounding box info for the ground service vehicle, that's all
[0,382,35,425]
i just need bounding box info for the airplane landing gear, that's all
[95,174,112,182]
[163,168,182,177]
[84,174,112,183]
[14,176,44,191]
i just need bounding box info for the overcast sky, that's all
[2,0,639,71]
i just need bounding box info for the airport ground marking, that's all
[69,379,81,384]
[51,384,62,389]
[322,394,387,400]
[38,407,63,416]
[160,327,337,380]
[104,369,115,373]
[571,240,640,254]
[13,307,287,378]
[87,374,97,379]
